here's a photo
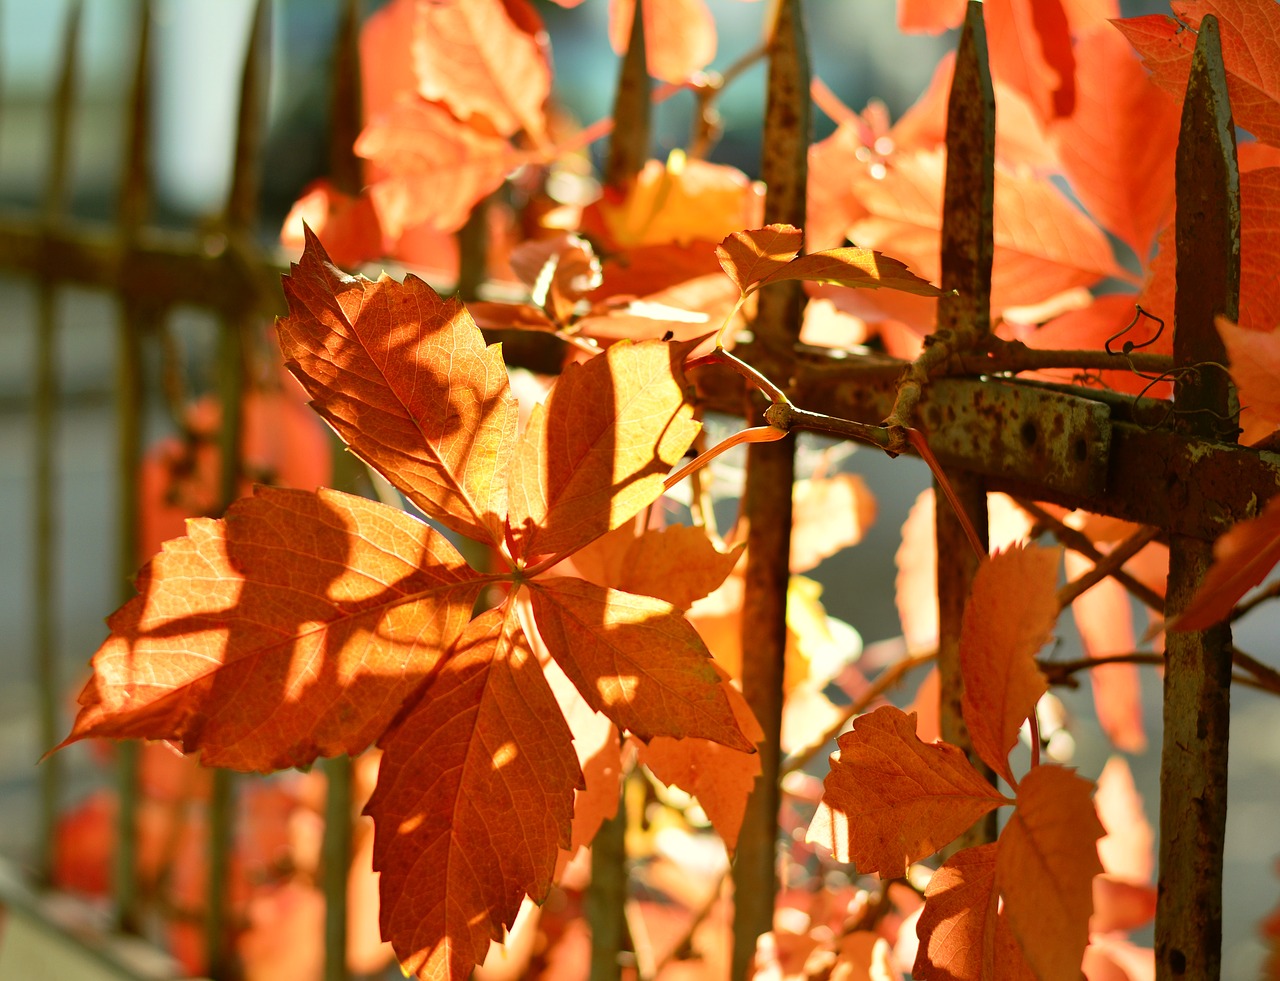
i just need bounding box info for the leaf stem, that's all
[662,425,788,492]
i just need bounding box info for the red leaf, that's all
[278,230,518,547]
[59,487,480,771]
[1064,551,1146,753]
[1117,2,1280,148]
[528,576,756,751]
[356,97,516,237]
[280,179,384,268]
[715,224,804,294]
[507,339,700,559]
[896,0,967,34]
[1050,23,1179,258]
[413,0,550,143]
[985,0,1077,122]
[997,765,1104,981]
[1095,756,1154,884]
[913,843,1035,981]
[368,605,580,981]
[791,473,878,573]
[1171,492,1280,630]
[610,0,717,84]
[637,677,762,852]
[1220,315,1280,427]
[847,149,1125,321]
[806,705,1009,877]
[960,544,1060,784]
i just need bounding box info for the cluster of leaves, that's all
[50,0,1280,978]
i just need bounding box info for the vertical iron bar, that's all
[586,4,653,977]
[1156,15,1239,981]
[731,2,808,977]
[933,0,995,849]
[34,0,82,886]
[328,0,363,197]
[113,0,153,935]
[321,756,352,981]
[603,0,649,189]
[206,2,270,975]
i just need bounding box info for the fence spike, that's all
[119,0,153,233]
[1157,13,1240,981]
[731,2,809,978]
[603,0,649,189]
[933,0,995,854]
[44,0,82,223]
[329,0,363,196]
[226,0,271,230]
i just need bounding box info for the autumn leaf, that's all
[506,338,700,559]
[960,543,1060,785]
[610,0,717,84]
[412,0,551,144]
[1063,550,1145,753]
[280,179,384,268]
[1219,315,1280,428]
[528,576,755,751]
[636,674,763,852]
[356,97,517,237]
[791,472,877,573]
[368,605,581,981]
[758,245,948,296]
[913,843,1035,981]
[58,486,481,772]
[1050,22,1179,259]
[715,224,804,294]
[984,0,1076,123]
[806,705,1010,877]
[279,229,517,547]
[896,0,967,34]
[1170,492,1280,630]
[996,765,1104,981]
[1116,1,1280,148]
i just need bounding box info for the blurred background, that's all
[2,1,1276,979]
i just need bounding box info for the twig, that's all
[1036,649,1280,697]
[1231,647,1280,695]
[1018,500,1165,614]
[781,649,936,775]
[1231,581,1280,622]
[1056,526,1161,609]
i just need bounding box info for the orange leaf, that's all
[1171,492,1280,630]
[1117,2,1280,148]
[847,149,1125,319]
[1220,316,1280,426]
[361,0,417,123]
[281,179,384,268]
[896,0,967,34]
[1064,551,1146,753]
[278,230,517,547]
[357,97,515,237]
[611,0,717,84]
[413,0,550,142]
[1095,756,1154,884]
[997,765,1104,981]
[637,678,762,853]
[715,224,804,294]
[806,705,1009,877]
[619,526,742,609]
[759,246,947,296]
[985,0,1076,122]
[791,473,878,573]
[368,605,580,981]
[960,543,1059,784]
[59,487,480,771]
[913,843,1035,981]
[528,576,755,751]
[1050,23,1179,259]
[507,339,700,559]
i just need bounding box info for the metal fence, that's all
[3,0,1274,979]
